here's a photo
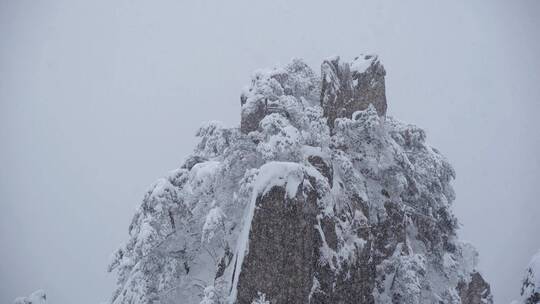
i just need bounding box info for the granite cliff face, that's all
[108,55,492,304]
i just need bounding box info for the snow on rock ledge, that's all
[252,162,305,199]
[14,290,46,304]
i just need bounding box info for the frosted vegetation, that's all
[512,250,540,304]
[106,58,487,304]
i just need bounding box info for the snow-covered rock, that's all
[321,55,387,130]
[512,250,540,304]
[108,55,491,304]
[14,290,46,304]
[240,59,320,133]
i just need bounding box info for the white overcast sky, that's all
[1,0,539,303]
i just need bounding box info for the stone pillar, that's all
[321,55,387,130]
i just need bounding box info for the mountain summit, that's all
[108,55,492,304]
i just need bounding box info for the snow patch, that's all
[202,206,226,243]
[252,162,304,199]
[350,55,374,74]
[308,277,321,303]
[190,161,221,184]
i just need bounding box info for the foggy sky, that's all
[1,0,539,303]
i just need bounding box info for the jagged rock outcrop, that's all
[108,55,491,304]
[320,55,387,130]
[14,290,47,304]
[240,55,386,134]
[512,250,540,304]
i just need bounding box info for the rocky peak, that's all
[240,55,386,134]
[321,55,387,130]
[109,55,492,304]
[512,250,540,304]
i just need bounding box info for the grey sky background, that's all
[1,0,538,303]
